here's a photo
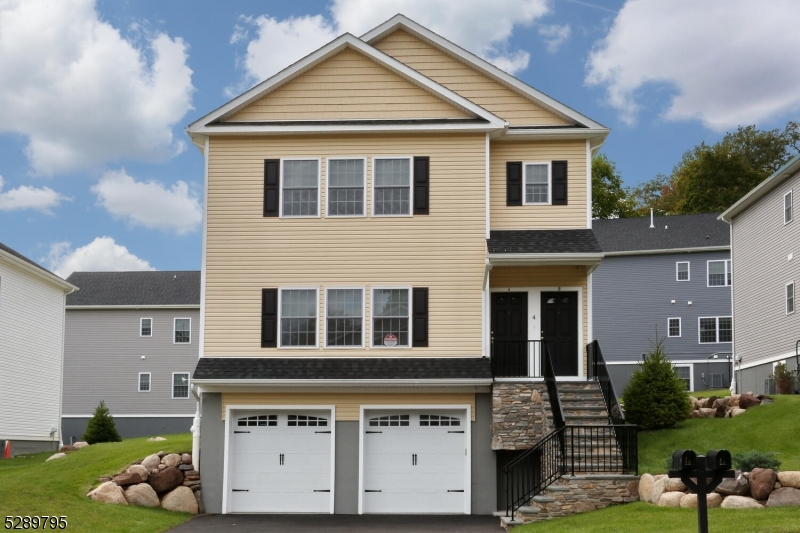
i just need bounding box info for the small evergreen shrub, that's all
[621,336,692,430]
[83,401,122,444]
[732,451,781,471]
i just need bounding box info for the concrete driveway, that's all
[168,514,504,532]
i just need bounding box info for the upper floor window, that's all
[372,288,410,347]
[174,318,191,344]
[524,162,550,205]
[668,318,681,337]
[373,157,411,216]
[699,316,732,343]
[707,260,731,287]
[327,158,365,216]
[282,159,319,217]
[676,262,690,281]
[785,190,793,224]
[140,318,152,337]
[787,282,795,314]
[172,373,190,399]
[280,288,318,347]
[325,288,364,347]
[138,372,151,392]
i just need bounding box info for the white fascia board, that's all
[0,250,77,292]
[191,121,499,137]
[487,252,604,266]
[603,246,730,257]
[186,33,505,132]
[62,414,193,418]
[190,378,493,388]
[720,152,800,222]
[501,128,610,142]
[67,305,200,310]
[361,15,607,130]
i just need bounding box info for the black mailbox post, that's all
[668,449,734,533]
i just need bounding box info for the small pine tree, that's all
[83,401,122,444]
[621,336,692,430]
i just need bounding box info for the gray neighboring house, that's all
[721,153,800,394]
[62,271,200,440]
[592,213,733,393]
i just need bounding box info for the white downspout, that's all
[191,385,202,471]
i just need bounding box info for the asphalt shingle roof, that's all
[193,357,492,381]
[0,241,61,278]
[487,229,602,254]
[592,213,730,253]
[66,271,200,306]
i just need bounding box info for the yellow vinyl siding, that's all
[204,134,486,357]
[227,48,470,121]
[221,392,476,421]
[373,30,572,127]
[490,140,587,229]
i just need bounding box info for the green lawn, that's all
[692,388,733,398]
[0,434,194,533]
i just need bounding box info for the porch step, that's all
[499,516,523,530]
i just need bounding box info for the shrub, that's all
[83,401,122,444]
[621,336,692,430]
[771,362,794,394]
[732,450,781,471]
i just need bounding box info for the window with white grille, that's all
[174,318,190,343]
[326,288,363,347]
[138,373,151,392]
[699,317,732,343]
[707,260,731,287]
[785,190,793,224]
[172,373,189,399]
[373,158,411,216]
[327,158,365,216]
[282,159,319,217]
[372,288,409,347]
[419,415,460,427]
[288,415,327,427]
[668,318,681,337]
[524,162,550,204]
[674,366,691,391]
[238,414,277,427]
[280,289,317,347]
[676,262,689,281]
[369,414,409,427]
[787,282,795,314]
[140,318,152,337]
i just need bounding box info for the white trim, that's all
[0,248,77,292]
[487,252,604,267]
[522,161,551,205]
[587,271,593,343]
[280,158,322,218]
[325,156,367,218]
[357,404,471,515]
[676,261,690,282]
[200,135,209,357]
[189,378,492,388]
[370,286,412,348]
[138,372,151,393]
[605,359,732,366]
[673,363,694,391]
[784,190,794,225]
[586,140,592,229]
[67,304,199,310]
[371,156,413,217]
[140,317,153,337]
[706,259,731,287]
[222,404,336,515]
[173,317,192,344]
[483,264,491,357]
[604,246,730,258]
[668,317,681,338]
[323,287,366,348]
[191,122,500,139]
[698,316,732,344]
[62,414,194,418]
[738,349,798,370]
[485,134,490,239]
[172,372,191,399]
[278,287,320,349]
[786,281,795,315]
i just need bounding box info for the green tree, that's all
[592,153,633,218]
[628,173,681,217]
[83,401,122,444]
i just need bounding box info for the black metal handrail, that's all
[587,340,625,425]
[504,426,565,517]
[542,342,565,429]
[491,340,543,378]
[565,425,638,476]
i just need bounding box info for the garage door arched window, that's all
[237,414,277,427]
[419,414,460,427]
[368,414,409,427]
[288,414,328,427]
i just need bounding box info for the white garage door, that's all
[228,410,333,513]
[362,409,468,514]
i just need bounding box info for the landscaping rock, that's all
[651,477,667,504]
[703,396,718,409]
[60,445,79,452]
[73,441,89,449]
[714,405,727,418]
[664,478,686,492]
[148,466,184,494]
[147,437,166,442]
[639,474,655,503]
[141,454,161,472]
[46,453,66,462]
[87,481,128,505]
[680,493,723,508]
[691,410,703,418]
[750,468,778,500]
[127,465,149,480]
[181,453,192,464]
[124,483,160,508]
[163,453,182,467]
[179,464,193,471]
[699,408,715,418]
[777,471,800,489]
[730,408,746,417]
[730,394,740,407]
[721,495,764,509]
[658,492,683,507]
[716,470,749,496]
[113,471,147,487]
[195,490,205,514]
[739,393,761,409]
[157,451,165,457]
[717,397,731,407]
[766,487,800,508]
[161,486,199,514]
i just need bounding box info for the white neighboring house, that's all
[0,242,77,456]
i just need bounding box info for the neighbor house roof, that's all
[720,151,800,222]
[0,241,76,291]
[592,213,730,255]
[66,271,200,307]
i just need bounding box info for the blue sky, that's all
[1,0,798,277]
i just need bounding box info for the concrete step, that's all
[532,494,556,503]
[499,516,523,530]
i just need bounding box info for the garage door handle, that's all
[448,431,465,434]
[447,490,465,493]
[313,490,331,493]
[364,490,382,493]
[234,431,250,434]
[366,431,382,434]
[232,489,249,492]
[315,430,331,434]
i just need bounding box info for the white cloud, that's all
[92,169,202,235]
[0,175,69,214]
[538,24,571,53]
[235,0,552,84]
[0,0,195,175]
[46,237,155,278]
[586,0,800,130]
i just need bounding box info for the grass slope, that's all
[0,434,194,533]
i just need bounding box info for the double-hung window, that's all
[282,159,319,217]
[327,158,365,216]
[372,288,410,347]
[524,162,550,204]
[140,318,152,337]
[280,289,318,347]
[174,318,191,344]
[676,262,689,281]
[674,366,691,391]
[699,316,732,343]
[707,260,731,287]
[787,282,795,314]
[172,373,190,399]
[374,158,411,216]
[138,372,151,392]
[668,318,681,337]
[325,288,364,347]
[785,190,793,224]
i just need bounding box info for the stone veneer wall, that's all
[492,382,553,450]
[520,475,640,523]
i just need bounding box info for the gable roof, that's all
[66,271,200,307]
[720,152,800,222]
[488,229,602,254]
[0,241,75,291]
[592,213,730,255]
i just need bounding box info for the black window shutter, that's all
[261,288,278,347]
[506,162,522,206]
[552,160,568,205]
[263,159,280,217]
[413,156,430,215]
[412,287,428,347]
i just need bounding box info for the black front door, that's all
[541,291,578,376]
[491,292,528,376]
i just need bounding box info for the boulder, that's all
[46,453,66,462]
[658,492,683,507]
[124,483,160,507]
[750,468,778,500]
[179,464,194,471]
[195,490,205,514]
[157,451,166,457]
[161,486,199,514]
[158,464,167,470]
[664,478,686,492]
[717,397,731,407]
[716,470,749,496]
[680,493,723,508]
[60,445,79,452]
[721,495,764,509]
[739,393,761,409]
[691,410,703,418]
[730,408,747,417]
[181,453,192,465]
[127,465,149,480]
[148,466,184,494]
[714,405,727,418]
[638,474,655,502]
[766,487,800,508]
[87,481,128,505]
[704,396,718,409]
[113,471,147,487]
[162,453,182,467]
[651,477,667,504]
[73,441,89,449]
[141,454,161,472]
[147,437,166,442]
[708,493,723,508]
[777,471,800,489]
[730,394,740,407]
[699,408,716,418]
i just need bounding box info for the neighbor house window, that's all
[699,316,732,343]
[524,162,550,204]
[174,318,191,343]
[325,288,363,347]
[372,288,410,347]
[787,282,795,314]
[785,190,793,224]
[668,318,681,337]
[707,260,731,286]
[138,372,151,392]
[373,158,411,215]
[140,318,152,337]
[282,159,319,216]
[674,366,691,391]
[172,373,189,399]
[327,158,365,216]
[676,262,690,281]
[280,289,317,347]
